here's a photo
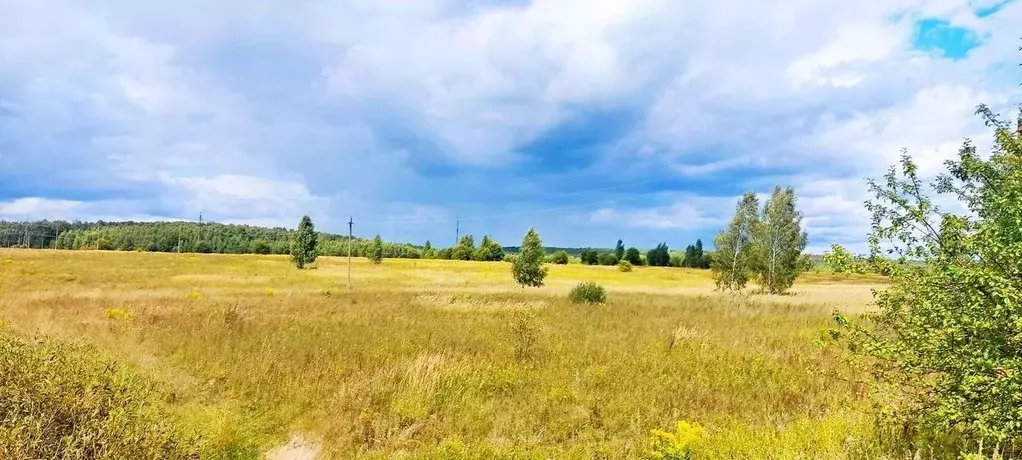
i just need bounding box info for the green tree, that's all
[473,235,505,261]
[250,239,272,255]
[615,239,625,262]
[368,234,383,264]
[838,106,1022,454]
[646,243,670,267]
[821,244,855,273]
[511,227,548,287]
[549,250,569,265]
[625,247,643,265]
[452,235,475,261]
[597,252,619,266]
[579,248,599,265]
[712,192,760,291]
[693,239,708,268]
[754,186,808,294]
[290,215,317,269]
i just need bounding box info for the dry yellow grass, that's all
[0,249,887,458]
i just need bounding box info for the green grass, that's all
[0,249,886,458]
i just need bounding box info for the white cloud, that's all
[1,0,1020,247]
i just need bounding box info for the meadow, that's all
[0,249,889,459]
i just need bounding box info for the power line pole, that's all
[347,216,353,289]
[455,218,459,245]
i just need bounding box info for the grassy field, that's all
[0,249,888,459]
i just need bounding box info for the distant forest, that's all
[0,220,711,268]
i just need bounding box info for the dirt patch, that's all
[266,433,322,460]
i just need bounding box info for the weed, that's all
[509,310,540,362]
[104,308,131,320]
[647,420,705,460]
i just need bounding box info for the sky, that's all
[1,0,1020,253]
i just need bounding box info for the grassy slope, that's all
[0,249,885,459]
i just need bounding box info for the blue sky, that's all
[1,0,1020,253]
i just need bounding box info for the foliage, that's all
[597,252,619,266]
[822,244,893,275]
[647,243,671,267]
[452,235,476,261]
[625,247,643,265]
[646,420,705,460]
[681,239,711,269]
[568,281,606,304]
[250,238,272,255]
[837,106,1022,456]
[290,215,318,269]
[618,260,634,272]
[0,330,200,459]
[615,239,626,262]
[821,244,856,273]
[579,248,599,265]
[369,235,384,264]
[511,227,548,288]
[754,186,809,294]
[549,250,570,265]
[473,235,506,262]
[712,192,761,291]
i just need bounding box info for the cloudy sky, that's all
[1,0,1019,252]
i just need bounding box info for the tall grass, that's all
[0,249,886,458]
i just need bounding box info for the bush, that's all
[597,252,619,266]
[549,250,569,265]
[250,239,272,255]
[579,248,599,265]
[618,260,633,272]
[568,281,606,304]
[0,330,200,459]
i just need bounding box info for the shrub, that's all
[568,281,606,304]
[549,250,569,265]
[579,248,599,265]
[617,260,633,272]
[597,252,619,266]
[0,330,200,459]
[250,239,272,255]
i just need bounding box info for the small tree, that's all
[549,250,569,265]
[821,244,855,273]
[837,105,1022,454]
[452,235,475,261]
[368,235,383,264]
[625,247,643,265]
[580,248,599,265]
[598,252,619,266]
[711,192,760,291]
[473,235,505,261]
[615,239,625,262]
[511,227,548,287]
[754,186,808,294]
[290,215,317,269]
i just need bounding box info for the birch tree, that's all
[711,192,760,291]
[755,186,808,294]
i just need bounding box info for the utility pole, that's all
[455,218,459,245]
[347,216,353,289]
